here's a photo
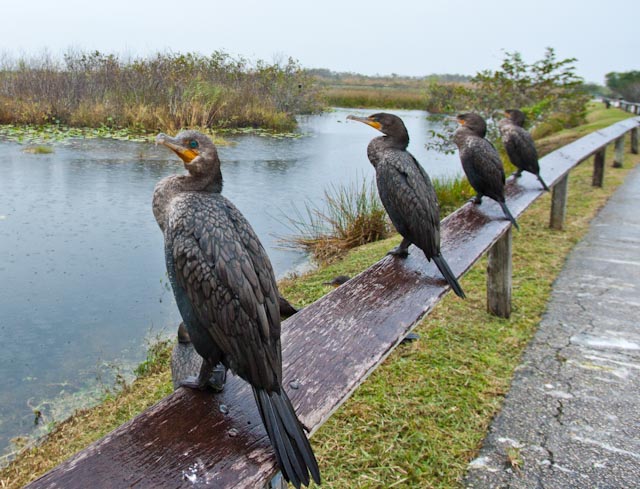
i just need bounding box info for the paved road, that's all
[465,164,640,488]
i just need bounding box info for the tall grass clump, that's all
[432,174,475,215]
[0,50,324,132]
[282,178,391,263]
[283,174,475,262]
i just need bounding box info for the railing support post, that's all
[550,174,569,230]
[592,148,606,187]
[487,228,512,319]
[631,128,638,155]
[613,136,625,168]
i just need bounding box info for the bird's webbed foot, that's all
[470,195,483,205]
[180,361,227,392]
[387,238,411,258]
[387,246,409,258]
[512,169,523,178]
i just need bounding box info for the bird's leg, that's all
[180,359,227,392]
[387,237,411,258]
[511,169,523,178]
[471,194,483,205]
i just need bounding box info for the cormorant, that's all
[347,113,465,298]
[498,109,550,191]
[153,130,320,488]
[453,113,520,230]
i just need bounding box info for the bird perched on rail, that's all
[453,113,520,230]
[347,112,465,298]
[153,130,320,488]
[498,109,550,191]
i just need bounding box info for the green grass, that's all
[535,103,635,156]
[432,175,475,215]
[1,104,638,488]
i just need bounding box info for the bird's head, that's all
[347,112,409,145]
[456,113,487,138]
[504,109,526,127]
[156,130,219,176]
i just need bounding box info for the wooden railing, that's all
[26,116,640,488]
[606,97,640,115]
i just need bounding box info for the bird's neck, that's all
[152,169,223,232]
[367,135,409,167]
[178,169,223,194]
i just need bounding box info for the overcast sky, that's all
[1,0,637,84]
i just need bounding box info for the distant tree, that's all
[605,71,640,102]
[471,48,589,129]
[583,83,611,98]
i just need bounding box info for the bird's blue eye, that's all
[189,140,198,149]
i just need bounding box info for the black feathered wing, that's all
[502,125,540,175]
[460,137,506,203]
[376,149,441,259]
[168,192,282,390]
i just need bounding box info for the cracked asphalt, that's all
[464,164,640,489]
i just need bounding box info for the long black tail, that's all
[253,387,321,488]
[537,173,550,192]
[499,201,520,231]
[432,254,466,298]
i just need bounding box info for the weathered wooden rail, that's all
[26,116,640,488]
[614,98,640,115]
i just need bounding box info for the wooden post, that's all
[613,136,625,168]
[550,174,569,230]
[487,228,512,319]
[592,148,606,187]
[631,128,638,155]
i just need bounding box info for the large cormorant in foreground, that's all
[498,109,550,191]
[453,113,520,230]
[153,131,320,488]
[348,113,465,298]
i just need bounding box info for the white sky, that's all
[1,0,637,84]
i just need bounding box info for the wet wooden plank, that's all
[27,117,640,489]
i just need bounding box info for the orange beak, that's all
[347,115,382,131]
[156,134,199,163]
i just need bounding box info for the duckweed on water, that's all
[0,124,152,145]
[218,126,305,139]
[0,124,303,147]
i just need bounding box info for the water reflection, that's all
[0,108,459,457]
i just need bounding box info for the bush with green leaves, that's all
[426,48,590,151]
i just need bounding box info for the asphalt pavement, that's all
[464,164,640,488]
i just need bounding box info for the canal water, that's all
[0,108,461,459]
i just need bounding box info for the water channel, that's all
[0,108,461,458]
